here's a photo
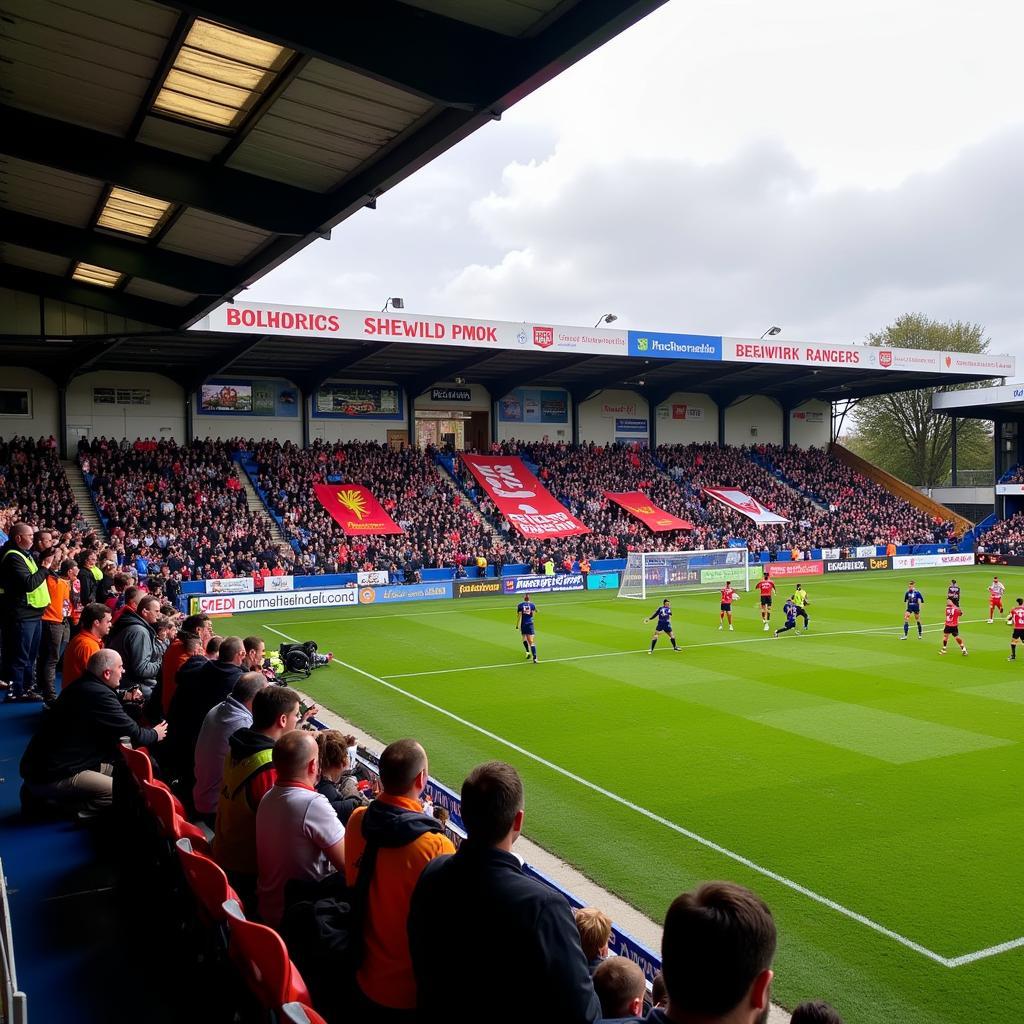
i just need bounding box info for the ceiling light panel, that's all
[72,262,123,288]
[96,188,172,239]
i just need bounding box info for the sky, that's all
[245,0,1024,360]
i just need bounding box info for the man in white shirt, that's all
[256,729,346,928]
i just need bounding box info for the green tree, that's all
[846,314,994,487]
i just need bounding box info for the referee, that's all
[791,584,810,631]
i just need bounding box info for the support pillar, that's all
[491,400,499,445]
[782,406,791,450]
[58,385,68,459]
[301,389,310,448]
[184,392,194,444]
[405,388,415,447]
[717,403,726,447]
[950,416,958,487]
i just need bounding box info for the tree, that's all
[846,314,994,487]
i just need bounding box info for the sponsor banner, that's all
[194,587,358,615]
[430,387,471,402]
[892,553,976,569]
[601,400,642,418]
[314,483,404,535]
[357,570,391,586]
[498,388,568,424]
[723,337,1015,376]
[977,553,1024,567]
[586,572,620,590]
[996,484,1024,495]
[820,548,841,560]
[854,545,877,558]
[198,379,299,417]
[825,557,893,573]
[263,575,294,592]
[703,488,790,524]
[314,383,402,419]
[454,579,504,598]
[205,577,254,595]
[207,301,628,357]
[669,404,703,420]
[358,582,452,604]
[764,560,824,578]
[461,455,590,539]
[627,331,722,360]
[501,574,585,594]
[792,410,824,423]
[604,491,693,532]
[615,418,648,434]
[700,565,764,585]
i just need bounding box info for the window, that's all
[93,388,151,406]
[0,389,31,417]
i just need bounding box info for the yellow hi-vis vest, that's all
[89,564,103,582]
[212,747,274,875]
[0,549,49,608]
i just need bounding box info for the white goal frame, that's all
[617,547,751,600]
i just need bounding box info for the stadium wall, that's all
[0,368,58,440]
[191,375,303,444]
[725,395,783,445]
[67,371,184,448]
[789,400,831,447]
[653,392,719,444]
[579,389,650,444]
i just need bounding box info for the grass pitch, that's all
[226,564,1023,1023]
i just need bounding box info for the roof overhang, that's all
[933,383,1024,420]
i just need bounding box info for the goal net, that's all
[617,548,752,600]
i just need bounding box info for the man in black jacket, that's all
[20,649,168,814]
[408,761,600,1024]
[106,593,167,698]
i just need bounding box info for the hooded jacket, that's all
[106,606,166,689]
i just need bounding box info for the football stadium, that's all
[1,5,1023,1024]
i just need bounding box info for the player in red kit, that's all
[718,581,740,630]
[987,576,1006,623]
[756,574,776,631]
[939,598,967,655]
[1007,597,1024,661]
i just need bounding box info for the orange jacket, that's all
[42,576,71,624]
[344,795,455,1009]
[161,638,193,715]
[62,632,101,685]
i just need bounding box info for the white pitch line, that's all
[262,620,1009,969]
[382,618,993,680]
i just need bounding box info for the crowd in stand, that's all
[975,512,1024,555]
[1,436,84,535]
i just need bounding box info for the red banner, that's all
[764,560,823,577]
[313,484,404,535]
[603,492,693,532]
[460,455,590,539]
[703,487,790,524]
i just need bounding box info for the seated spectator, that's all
[61,602,111,686]
[20,650,168,816]
[160,612,213,715]
[408,760,600,1023]
[575,906,613,973]
[242,635,266,673]
[791,1001,844,1024]
[213,685,304,895]
[192,671,267,826]
[592,956,646,1021]
[344,738,455,1018]
[314,729,369,826]
[651,970,667,1010]
[105,593,167,698]
[653,881,776,1024]
[256,729,346,929]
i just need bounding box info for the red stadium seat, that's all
[222,899,312,1009]
[140,779,211,855]
[119,741,153,788]
[278,1003,328,1024]
[175,837,241,923]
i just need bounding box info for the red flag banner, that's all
[604,492,693,532]
[703,487,790,525]
[313,483,405,535]
[460,455,590,539]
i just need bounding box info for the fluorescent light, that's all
[72,263,123,289]
[96,188,172,239]
[152,19,292,130]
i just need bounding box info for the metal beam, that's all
[0,265,182,329]
[405,350,508,397]
[305,342,397,392]
[0,106,319,236]
[185,334,276,388]
[0,209,232,296]
[491,355,610,397]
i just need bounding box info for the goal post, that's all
[617,548,753,600]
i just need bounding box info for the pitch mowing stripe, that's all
[261,621,1022,967]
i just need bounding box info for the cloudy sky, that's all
[245,0,1024,359]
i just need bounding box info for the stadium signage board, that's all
[977,553,1024,566]
[357,570,390,586]
[501,574,585,594]
[454,579,503,597]
[995,484,1024,495]
[586,572,621,590]
[430,387,472,402]
[192,587,358,615]
[204,577,254,594]
[764,560,824,577]
[263,576,294,592]
[854,546,877,558]
[700,565,764,585]
[358,583,452,604]
[824,557,892,573]
[892,553,975,569]
[627,331,721,360]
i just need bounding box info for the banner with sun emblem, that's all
[313,484,405,535]
[702,487,790,524]
[603,492,694,532]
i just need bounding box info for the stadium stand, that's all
[974,512,1024,555]
[0,437,83,536]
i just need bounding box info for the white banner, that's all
[263,575,294,592]
[703,488,790,524]
[820,547,841,560]
[996,484,1024,495]
[854,546,877,558]
[203,301,628,357]
[193,587,358,615]
[892,553,976,570]
[205,577,254,595]
[357,570,391,586]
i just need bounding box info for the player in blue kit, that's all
[902,580,924,638]
[516,594,538,663]
[773,597,801,637]
[645,599,681,653]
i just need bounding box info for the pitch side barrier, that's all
[353,750,662,985]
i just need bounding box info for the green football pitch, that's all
[224,563,1023,1023]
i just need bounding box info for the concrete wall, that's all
[0,368,59,441]
[789,399,831,448]
[67,371,184,448]
[578,389,649,444]
[653,392,718,444]
[725,395,783,446]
